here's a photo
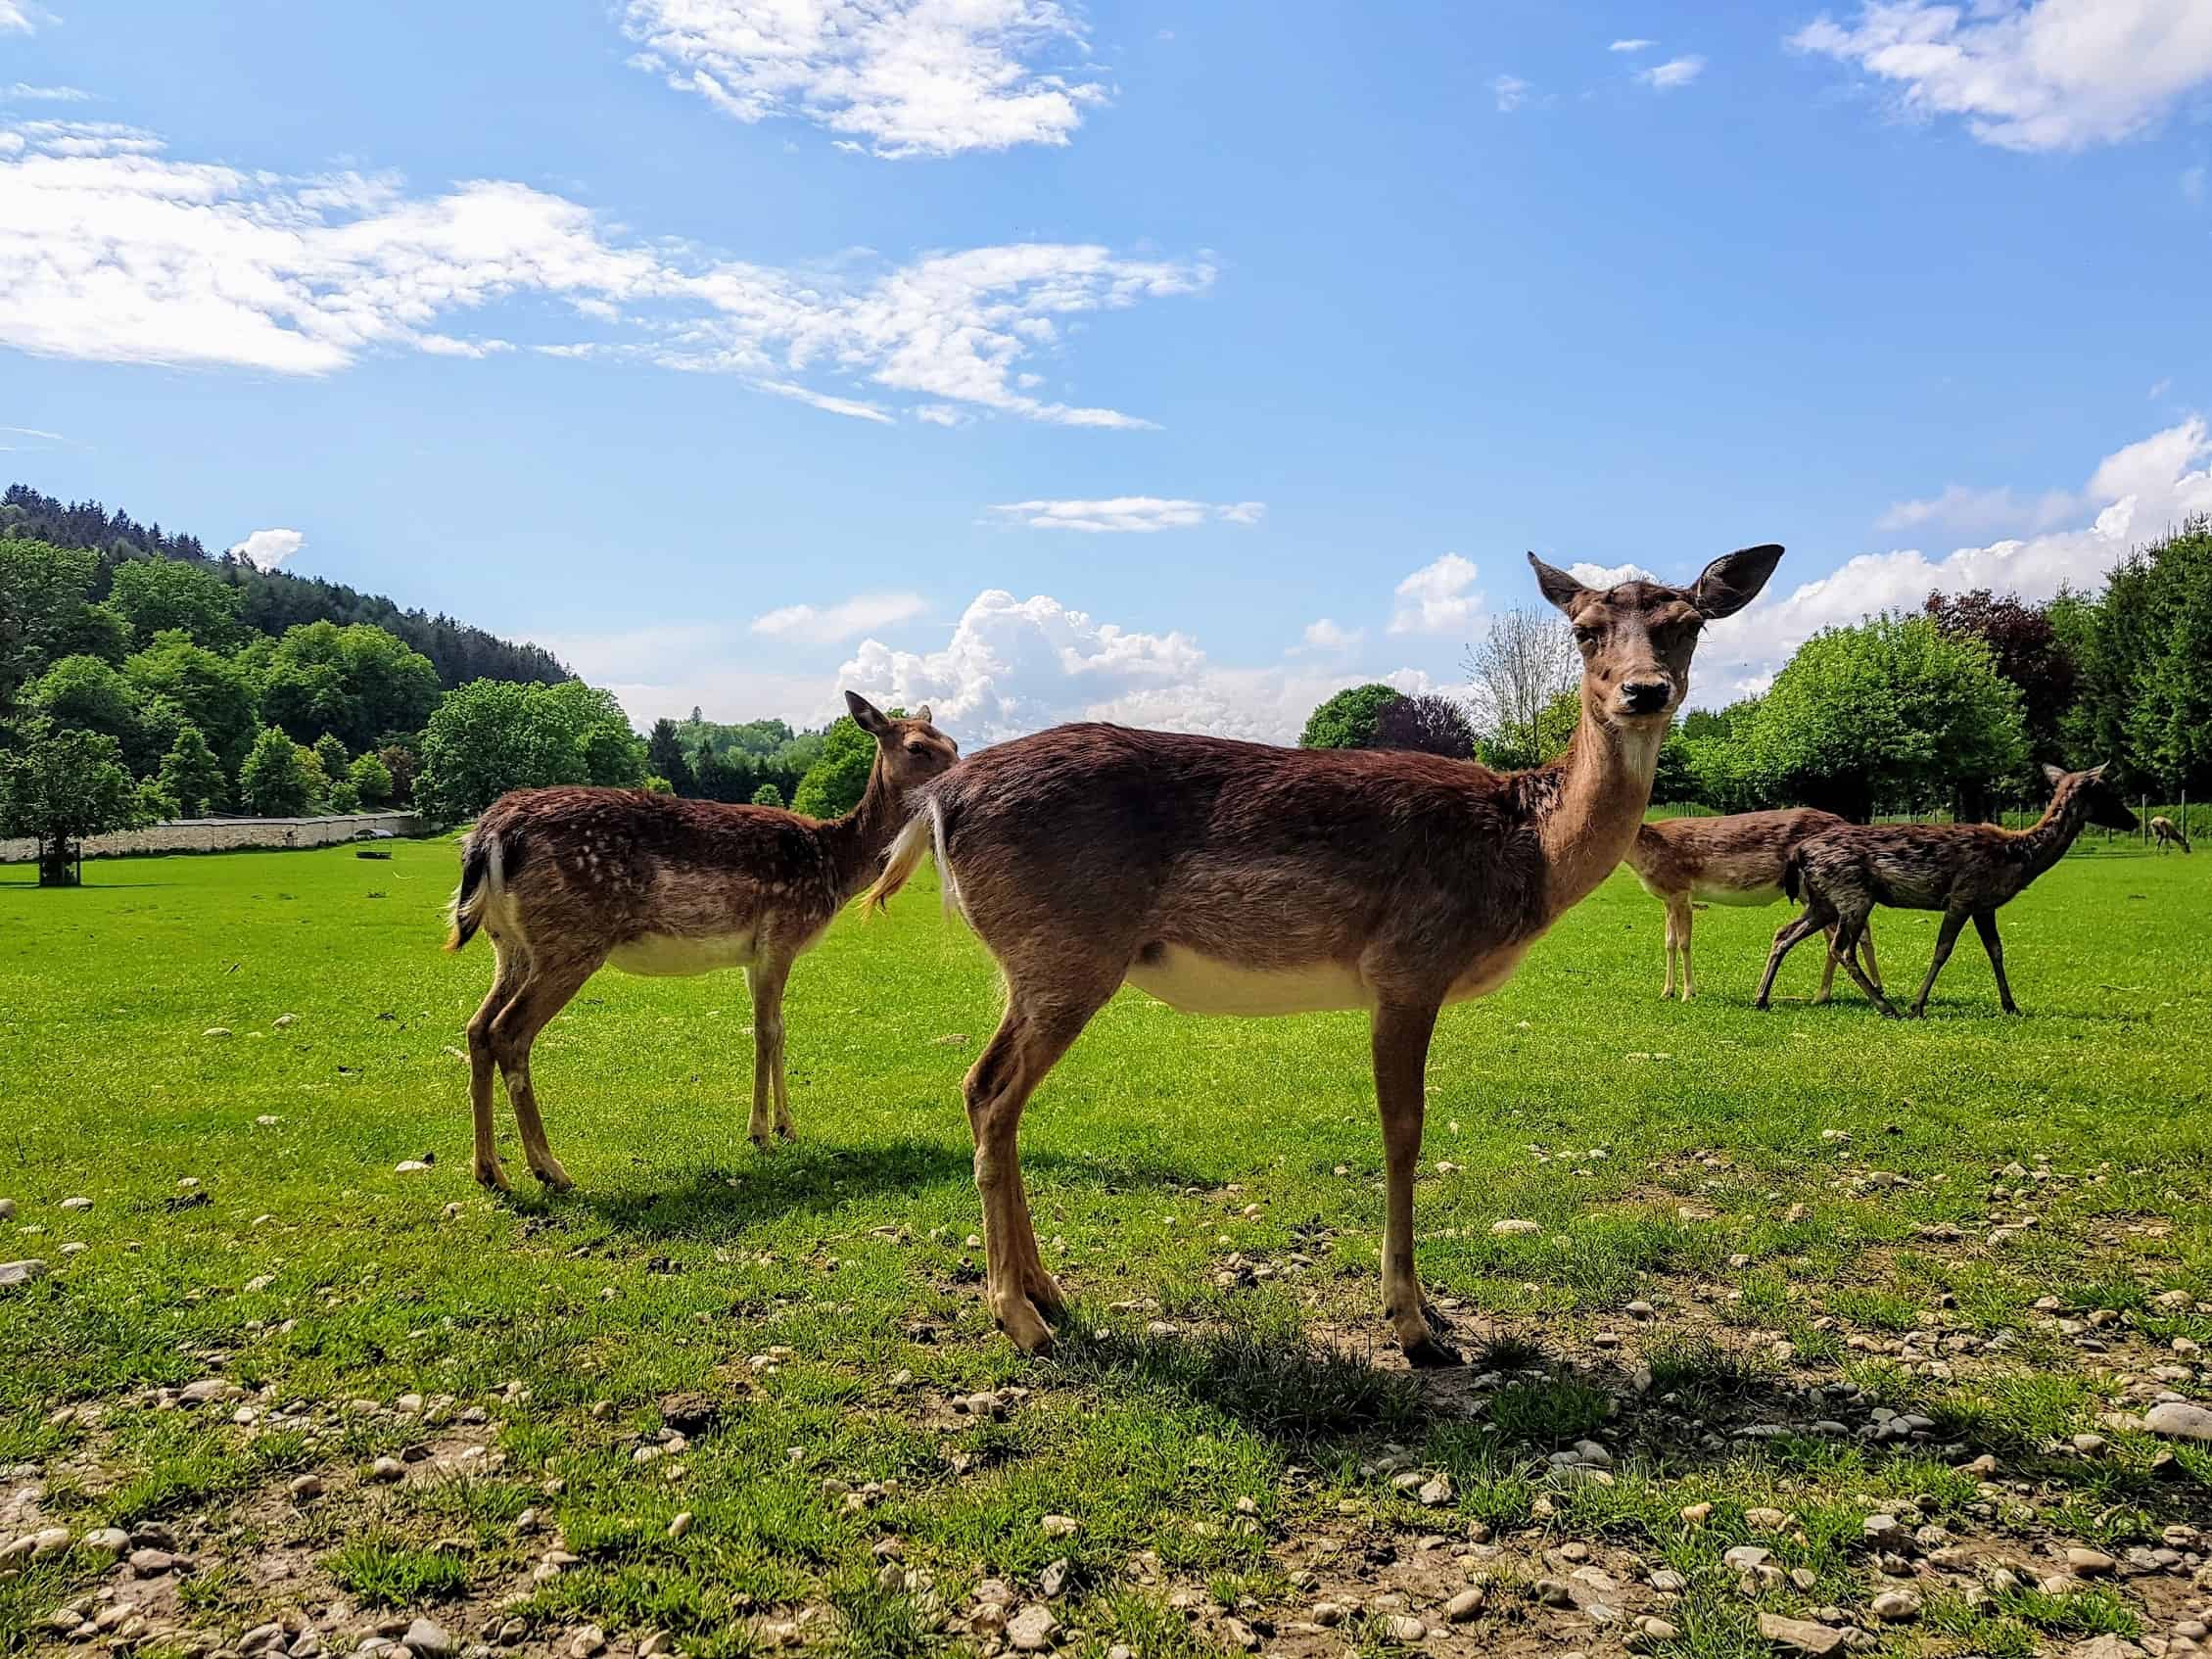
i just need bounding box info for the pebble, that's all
[1759,1613,1850,1656]
[394,1161,432,1174]
[1006,1605,1059,1651]
[80,1527,129,1556]
[1443,1588,1484,1622]
[60,1197,92,1212]
[1310,1603,1348,1628]
[0,1200,13,1220]
[1679,1502,1712,1524]
[368,1456,404,1483]
[288,1475,323,1502]
[667,1511,693,1540]
[2067,1547,2118,1577]
[1747,1506,1788,1530]
[1418,1474,1453,1506]
[1490,1218,1541,1236]
[1040,1514,1078,1538]
[568,1627,605,1659]
[129,1546,176,1575]
[0,1259,48,1291]
[1384,1617,1428,1642]
[179,1378,245,1405]
[2145,1401,2212,1442]
[1649,1570,1686,1593]
[401,1620,453,1659]
[1869,1589,1921,1622]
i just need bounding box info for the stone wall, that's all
[1,812,434,865]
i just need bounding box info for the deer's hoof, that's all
[475,1160,510,1194]
[534,1161,575,1192]
[777,1123,798,1143]
[748,1131,774,1152]
[994,1297,1057,1356]
[1028,1272,1069,1320]
[1403,1335,1465,1370]
[1420,1299,1458,1335]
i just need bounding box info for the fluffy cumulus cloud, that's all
[750,591,927,642]
[1566,560,1658,589]
[1301,617,1362,651]
[1697,417,2212,701]
[1491,74,1530,112]
[1388,553,1483,636]
[226,528,305,571]
[622,0,1110,159]
[986,497,1263,533]
[1789,0,2212,151]
[0,119,1208,425]
[1639,54,1705,89]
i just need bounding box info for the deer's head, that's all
[1529,545,1784,730]
[2042,762,2138,831]
[845,691,959,793]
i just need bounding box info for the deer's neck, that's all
[1527,688,1666,923]
[822,761,908,902]
[2012,788,2090,879]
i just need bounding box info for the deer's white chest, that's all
[608,929,759,977]
[1690,880,1783,908]
[1124,948,1372,1017]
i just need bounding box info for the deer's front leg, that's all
[744,963,789,1148]
[1909,911,1967,1018]
[1372,999,1457,1368]
[1972,911,2018,1015]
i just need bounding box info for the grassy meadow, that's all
[3,833,2211,1659]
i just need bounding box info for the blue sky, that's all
[4,0,2209,740]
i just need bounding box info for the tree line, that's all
[1301,519,2212,817]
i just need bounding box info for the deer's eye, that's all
[1573,625,1602,646]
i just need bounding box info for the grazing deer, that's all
[2151,815,2191,854]
[1755,764,2138,1019]
[866,546,1783,1364]
[445,693,957,1191]
[1626,811,1882,1003]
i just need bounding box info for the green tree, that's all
[0,721,144,885]
[647,717,696,795]
[311,732,350,784]
[415,679,649,821]
[0,539,103,713]
[377,743,418,806]
[124,632,259,775]
[750,782,784,808]
[1739,613,2028,819]
[1299,684,1403,750]
[791,715,877,818]
[109,556,243,649]
[257,620,441,751]
[239,726,316,817]
[349,751,395,809]
[32,654,166,773]
[158,726,229,818]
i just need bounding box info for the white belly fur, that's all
[1691,881,1783,908]
[608,930,758,977]
[1124,947,1372,1017]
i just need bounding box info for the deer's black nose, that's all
[1622,680,1671,714]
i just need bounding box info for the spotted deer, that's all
[445,693,957,1191]
[1755,764,2138,1019]
[2151,816,2191,854]
[866,546,1783,1364]
[1626,811,1882,1003]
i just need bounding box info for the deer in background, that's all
[867,546,1782,1365]
[446,694,957,1191]
[2151,815,2191,854]
[1756,763,2138,1019]
[1626,811,1882,1003]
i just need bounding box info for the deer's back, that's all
[1794,821,2024,913]
[1630,808,1846,904]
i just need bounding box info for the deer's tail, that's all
[1782,844,1806,905]
[446,828,502,950]
[864,794,959,918]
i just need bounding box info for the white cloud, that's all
[0,119,1208,426]
[1567,560,1659,589]
[1873,481,2079,535]
[2185,165,2206,205]
[1491,73,1531,112]
[1388,553,1484,636]
[1301,617,1363,651]
[621,0,1111,159]
[1609,38,1656,52]
[1698,416,2212,703]
[2149,377,2173,400]
[6,83,89,101]
[914,403,970,427]
[839,588,1432,744]
[1639,54,1705,89]
[226,528,305,571]
[751,591,928,642]
[1788,0,2212,152]
[0,2,35,34]
[986,497,1264,534]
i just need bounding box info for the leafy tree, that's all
[66,603,133,669]
[257,620,441,751]
[1926,588,2077,772]
[1299,684,1403,750]
[376,743,418,806]
[329,780,361,813]
[647,718,695,796]
[792,714,878,818]
[349,751,395,809]
[1738,613,2027,819]
[137,778,180,823]
[110,556,243,649]
[414,679,648,821]
[750,782,784,808]
[124,632,259,775]
[311,732,350,783]
[538,681,649,788]
[1373,692,1477,758]
[32,653,167,773]
[239,726,316,817]
[0,721,144,885]
[1652,725,1697,804]
[0,539,103,713]
[157,726,229,818]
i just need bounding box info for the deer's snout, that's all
[1619,679,1673,716]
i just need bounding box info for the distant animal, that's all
[1756,764,2139,1019]
[866,545,1783,1364]
[445,693,958,1192]
[1625,810,1882,1003]
[2151,816,2191,854]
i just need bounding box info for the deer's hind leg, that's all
[1972,911,2018,1016]
[1671,896,1697,1001]
[488,946,606,1191]
[1756,909,1827,1009]
[466,937,529,1191]
[745,960,794,1147]
[1833,910,1898,1017]
[1908,910,1968,1019]
[1372,998,1454,1366]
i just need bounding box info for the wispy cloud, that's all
[5,83,90,102]
[1789,0,2212,152]
[2186,165,2206,205]
[752,592,928,643]
[0,2,37,35]
[1491,73,1531,113]
[0,120,1210,427]
[1388,552,1483,636]
[1640,55,1705,89]
[226,528,305,571]
[986,497,1265,533]
[622,0,1112,159]
[1873,481,2079,536]
[1300,617,1363,651]
[1609,38,1655,53]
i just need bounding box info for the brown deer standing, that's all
[2150,815,2191,854]
[1755,763,2138,1019]
[866,546,1783,1364]
[1626,811,1882,1003]
[445,693,957,1191]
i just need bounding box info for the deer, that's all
[2150,815,2191,854]
[1626,811,1882,1003]
[444,693,957,1192]
[864,546,1783,1365]
[1754,763,2139,1019]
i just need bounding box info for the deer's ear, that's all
[1527,553,1587,616]
[912,703,932,725]
[2041,762,2068,786]
[2086,760,2110,781]
[843,690,891,737]
[1692,544,1784,619]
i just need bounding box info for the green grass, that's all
[3,836,2210,1655]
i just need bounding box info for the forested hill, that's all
[0,485,571,688]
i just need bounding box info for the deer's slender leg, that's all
[1833,914,1899,1017]
[488,948,604,1191]
[745,960,792,1147]
[1859,920,1883,996]
[1660,902,1676,999]
[466,938,528,1191]
[1675,899,1696,1001]
[1372,998,1454,1367]
[1756,912,1825,1008]
[1909,910,1968,1019]
[964,981,1112,1355]
[1972,911,2018,1015]
[1815,924,1840,1005]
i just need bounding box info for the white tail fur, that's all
[864,796,959,918]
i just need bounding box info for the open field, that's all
[4,836,2211,1659]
